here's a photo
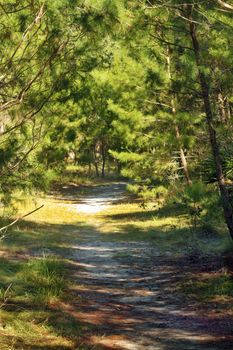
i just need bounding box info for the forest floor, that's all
[0,181,233,349]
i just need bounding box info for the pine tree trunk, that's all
[94,148,99,177]
[217,91,228,124]
[94,161,99,177]
[117,161,122,175]
[174,125,192,185]
[166,49,191,185]
[94,142,100,177]
[101,139,106,178]
[88,161,92,177]
[188,9,233,240]
[225,98,232,121]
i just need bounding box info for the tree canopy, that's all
[1,0,233,239]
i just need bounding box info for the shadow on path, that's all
[2,182,232,350]
[67,234,232,350]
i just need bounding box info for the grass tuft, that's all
[182,272,233,301]
[20,256,66,305]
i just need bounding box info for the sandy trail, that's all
[63,183,232,350]
[58,182,127,214]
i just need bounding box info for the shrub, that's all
[176,181,220,228]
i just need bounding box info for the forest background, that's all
[1,0,233,240]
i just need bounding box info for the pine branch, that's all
[150,33,194,51]
[0,41,67,114]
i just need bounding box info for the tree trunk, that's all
[94,161,99,177]
[94,146,99,177]
[174,125,192,185]
[88,161,92,177]
[166,49,192,185]
[225,98,232,121]
[101,139,106,178]
[217,91,229,124]
[94,142,101,177]
[117,160,122,175]
[188,7,233,240]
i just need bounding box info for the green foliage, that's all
[175,182,220,228]
[127,183,168,205]
[0,0,233,244]
[141,185,168,202]
[126,183,140,194]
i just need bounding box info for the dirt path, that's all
[63,183,232,350]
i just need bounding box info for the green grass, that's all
[0,256,73,349]
[0,254,91,349]
[20,256,65,305]
[182,272,233,302]
[96,201,233,255]
[0,184,104,349]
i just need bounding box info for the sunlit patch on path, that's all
[58,182,127,214]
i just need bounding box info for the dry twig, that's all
[0,205,44,240]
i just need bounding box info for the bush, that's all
[176,181,220,228]
[127,183,168,202]
[126,183,140,194]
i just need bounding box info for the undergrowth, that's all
[20,256,65,305]
[182,272,233,302]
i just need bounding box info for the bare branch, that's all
[0,205,44,238]
[0,41,67,114]
[3,5,45,71]
[216,0,233,11]
[0,283,12,309]
[150,33,194,51]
